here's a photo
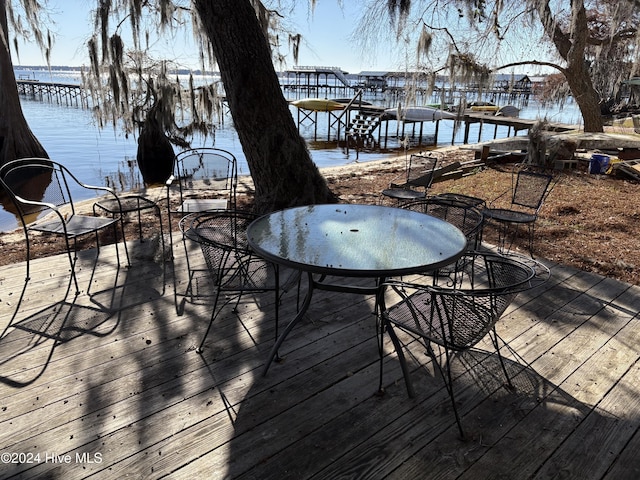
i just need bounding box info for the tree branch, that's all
[422,22,461,53]
[493,60,567,75]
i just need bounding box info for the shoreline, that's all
[2,126,638,239]
[0,144,472,240]
[4,140,640,286]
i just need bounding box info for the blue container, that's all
[589,154,610,174]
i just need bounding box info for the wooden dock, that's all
[461,112,576,144]
[1,231,640,478]
[292,103,577,149]
[16,80,87,107]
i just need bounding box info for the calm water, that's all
[0,69,581,232]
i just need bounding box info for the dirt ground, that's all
[1,146,639,286]
[328,148,640,286]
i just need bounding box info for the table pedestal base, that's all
[262,272,385,377]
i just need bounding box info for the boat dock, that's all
[460,112,575,144]
[281,67,538,108]
[291,99,577,151]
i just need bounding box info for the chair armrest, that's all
[15,196,68,228]
[64,166,115,196]
[388,172,408,189]
[406,172,434,188]
[12,195,58,213]
[486,189,509,208]
[78,182,114,194]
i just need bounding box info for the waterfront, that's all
[0,69,582,231]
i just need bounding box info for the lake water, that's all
[0,69,582,232]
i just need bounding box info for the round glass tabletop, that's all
[247,204,467,277]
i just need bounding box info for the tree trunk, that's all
[193,0,337,213]
[0,1,48,167]
[537,0,603,133]
[136,119,175,186]
[562,2,603,133]
[564,62,604,133]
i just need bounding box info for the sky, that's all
[10,1,402,74]
[10,1,553,75]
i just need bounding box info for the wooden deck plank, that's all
[274,268,616,478]
[445,286,640,479]
[186,265,620,479]
[16,306,384,478]
[251,274,631,480]
[602,411,640,479]
[2,246,388,478]
[2,235,640,479]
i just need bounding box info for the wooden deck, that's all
[1,233,640,479]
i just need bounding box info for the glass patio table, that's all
[247,203,468,375]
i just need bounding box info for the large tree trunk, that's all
[193,0,337,213]
[0,1,48,167]
[562,1,603,133]
[564,61,603,133]
[537,0,604,133]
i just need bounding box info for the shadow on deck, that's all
[1,235,640,479]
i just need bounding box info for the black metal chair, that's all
[166,148,239,308]
[433,192,487,247]
[483,164,557,256]
[379,251,549,437]
[0,158,130,295]
[381,154,438,204]
[182,210,299,354]
[166,147,238,223]
[401,196,484,251]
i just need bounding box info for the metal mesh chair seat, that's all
[183,211,300,353]
[93,194,165,251]
[94,195,158,214]
[483,207,535,224]
[29,214,119,236]
[380,251,549,437]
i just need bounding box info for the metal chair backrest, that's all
[511,168,554,212]
[186,210,258,287]
[0,158,79,224]
[172,147,238,210]
[426,252,536,350]
[401,197,483,246]
[404,154,438,189]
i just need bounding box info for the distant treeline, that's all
[14,65,216,76]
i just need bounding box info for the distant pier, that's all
[281,66,537,105]
[16,79,87,107]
